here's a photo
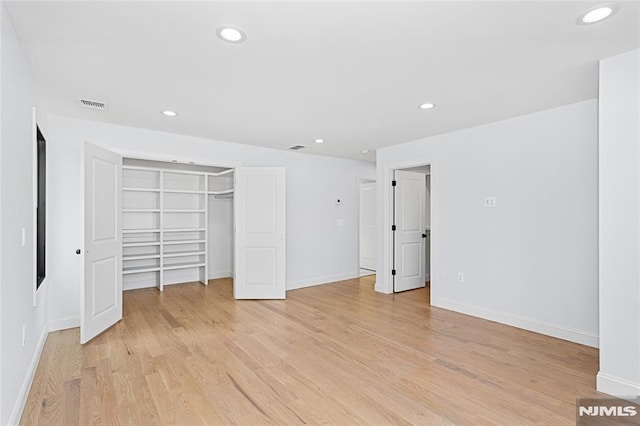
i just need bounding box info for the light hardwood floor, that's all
[21,276,601,425]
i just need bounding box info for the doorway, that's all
[391,164,431,293]
[81,142,287,343]
[359,179,376,276]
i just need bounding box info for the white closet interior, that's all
[121,158,234,291]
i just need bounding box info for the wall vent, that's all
[79,99,108,111]
[288,144,306,150]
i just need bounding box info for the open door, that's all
[359,181,376,271]
[234,167,286,299]
[393,170,426,292]
[81,142,122,343]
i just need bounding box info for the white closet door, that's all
[81,142,123,343]
[393,170,426,292]
[359,181,376,271]
[234,167,286,299]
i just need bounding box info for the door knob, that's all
[76,249,81,255]
[422,233,427,238]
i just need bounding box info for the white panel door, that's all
[393,170,426,292]
[359,181,376,271]
[81,142,122,343]
[234,167,286,299]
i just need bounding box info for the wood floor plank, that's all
[21,276,601,425]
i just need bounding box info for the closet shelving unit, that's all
[122,163,234,291]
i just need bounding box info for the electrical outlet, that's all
[22,325,27,347]
[484,197,497,208]
[457,272,465,282]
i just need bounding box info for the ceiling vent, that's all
[288,144,306,150]
[79,99,108,111]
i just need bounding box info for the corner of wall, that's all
[598,48,640,399]
[597,373,640,400]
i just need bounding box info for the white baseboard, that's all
[431,296,599,348]
[208,271,232,280]
[597,372,640,398]
[287,272,360,291]
[123,272,233,291]
[123,281,156,291]
[49,315,80,332]
[8,322,49,425]
[375,280,391,294]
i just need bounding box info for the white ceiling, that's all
[5,1,640,161]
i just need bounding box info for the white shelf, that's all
[209,169,234,177]
[164,262,205,271]
[123,241,161,247]
[208,189,234,195]
[163,251,205,258]
[124,254,161,261]
[121,162,235,291]
[123,187,160,193]
[163,169,208,177]
[123,266,161,275]
[123,166,160,172]
[163,239,206,246]
[163,189,205,194]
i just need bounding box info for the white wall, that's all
[46,114,375,325]
[376,99,599,347]
[1,5,4,422]
[597,49,640,398]
[0,3,49,423]
[208,197,233,279]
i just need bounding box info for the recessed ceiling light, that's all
[419,103,436,110]
[361,149,369,154]
[578,6,618,24]
[314,138,324,144]
[216,26,246,43]
[162,110,177,117]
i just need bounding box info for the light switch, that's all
[21,228,26,247]
[484,197,497,208]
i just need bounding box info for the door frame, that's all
[80,144,245,341]
[112,147,241,285]
[392,169,427,293]
[378,158,435,300]
[357,178,377,275]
